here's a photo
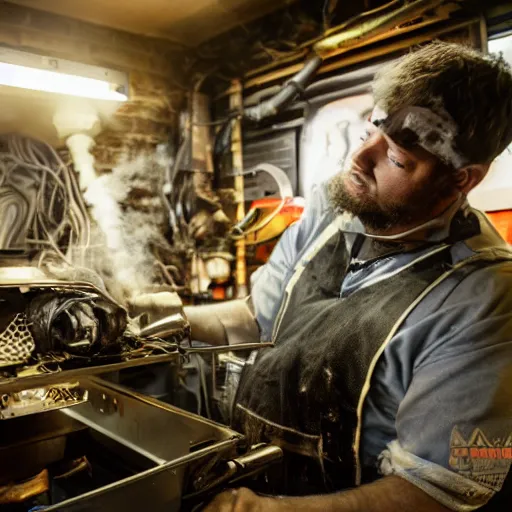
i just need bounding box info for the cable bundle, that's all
[0,134,91,268]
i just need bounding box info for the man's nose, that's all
[351,131,385,173]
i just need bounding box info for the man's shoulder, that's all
[392,251,512,369]
[445,256,512,305]
[449,206,512,304]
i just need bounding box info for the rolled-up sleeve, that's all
[380,263,512,511]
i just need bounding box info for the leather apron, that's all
[233,220,503,495]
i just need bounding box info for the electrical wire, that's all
[0,134,91,270]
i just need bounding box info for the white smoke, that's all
[84,152,171,303]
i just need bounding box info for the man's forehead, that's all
[368,104,469,169]
[364,119,436,161]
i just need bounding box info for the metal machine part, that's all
[0,382,87,419]
[243,130,298,201]
[0,377,282,511]
[232,163,294,200]
[139,312,189,339]
[0,278,186,396]
[231,164,299,246]
[0,352,180,395]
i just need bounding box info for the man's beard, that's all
[327,170,456,232]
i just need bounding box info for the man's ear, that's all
[454,164,490,194]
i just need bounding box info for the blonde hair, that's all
[373,41,512,164]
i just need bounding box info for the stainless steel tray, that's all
[0,377,281,511]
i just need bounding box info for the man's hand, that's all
[203,488,281,512]
[201,476,452,512]
[204,488,287,512]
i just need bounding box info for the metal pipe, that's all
[244,118,305,140]
[184,342,274,354]
[182,444,283,501]
[303,61,383,98]
[242,55,323,123]
[243,85,282,107]
[244,0,402,79]
[242,17,474,91]
[139,313,188,338]
[314,0,444,55]
[230,80,248,298]
[305,83,372,106]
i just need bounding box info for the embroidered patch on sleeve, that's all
[449,426,512,492]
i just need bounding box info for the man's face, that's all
[328,123,458,233]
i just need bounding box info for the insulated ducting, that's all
[242,55,323,122]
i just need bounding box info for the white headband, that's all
[370,105,469,169]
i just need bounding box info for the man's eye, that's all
[388,156,406,169]
[360,130,371,142]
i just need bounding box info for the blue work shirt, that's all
[250,183,512,510]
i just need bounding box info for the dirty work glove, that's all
[128,291,184,323]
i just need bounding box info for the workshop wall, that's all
[0,2,186,172]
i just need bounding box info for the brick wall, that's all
[0,2,187,170]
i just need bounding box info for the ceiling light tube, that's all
[0,48,128,102]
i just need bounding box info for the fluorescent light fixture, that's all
[0,62,127,101]
[0,48,128,102]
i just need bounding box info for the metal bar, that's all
[183,342,273,354]
[230,80,248,298]
[480,15,488,53]
[0,353,179,394]
[182,444,283,501]
[139,313,188,338]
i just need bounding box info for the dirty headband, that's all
[370,105,469,169]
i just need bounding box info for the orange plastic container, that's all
[486,210,512,244]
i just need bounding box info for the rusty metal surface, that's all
[0,469,49,504]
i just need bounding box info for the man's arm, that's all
[129,184,332,346]
[184,299,260,346]
[129,292,260,346]
[204,476,451,512]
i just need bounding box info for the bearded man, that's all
[138,41,512,511]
